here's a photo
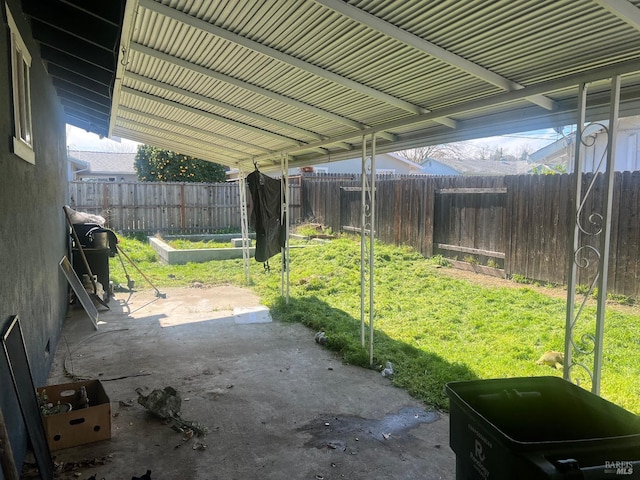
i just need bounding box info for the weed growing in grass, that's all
[294,222,333,238]
[608,293,634,305]
[463,255,479,265]
[511,274,531,284]
[486,259,499,268]
[575,283,591,295]
[428,254,450,267]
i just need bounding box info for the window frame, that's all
[6,4,35,164]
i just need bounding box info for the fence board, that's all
[630,171,640,296]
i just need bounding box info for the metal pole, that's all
[360,136,367,347]
[369,133,376,366]
[592,75,620,395]
[238,170,251,285]
[280,153,291,304]
[281,157,285,298]
[564,83,587,381]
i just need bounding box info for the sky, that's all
[66,125,140,153]
[464,132,558,153]
[65,124,562,157]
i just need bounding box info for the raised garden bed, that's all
[149,234,256,265]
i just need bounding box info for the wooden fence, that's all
[68,178,302,234]
[301,172,640,299]
[69,172,640,298]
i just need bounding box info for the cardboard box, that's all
[37,380,111,451]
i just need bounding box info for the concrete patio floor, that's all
[41,286,455,479]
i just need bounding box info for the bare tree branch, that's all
[396,143,468,164]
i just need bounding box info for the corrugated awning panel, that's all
[103,0,640,170]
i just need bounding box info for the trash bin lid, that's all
[446,376,640,447]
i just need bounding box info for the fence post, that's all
[180,183,186,230]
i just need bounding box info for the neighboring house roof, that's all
[68,157,89,170]
[383,152,428,171]
[529,122,608,163]
[294,152,461,175]
[68,151,136,176]
[399,157,460,176]
[428,156,538,176]
[529,138,569,163]
[378,152,458,175]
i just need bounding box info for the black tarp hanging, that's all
[247,170,285,263]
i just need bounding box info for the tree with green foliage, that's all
[134,145,227,183]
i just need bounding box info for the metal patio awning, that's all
[24,1,640,171]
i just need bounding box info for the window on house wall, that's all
[6,4,35,164]
[376,168,395,175]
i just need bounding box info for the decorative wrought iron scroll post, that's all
[368,134,376,366]
[360,134,377,365]
[564,76,620,395]
[238,169,251,285]
[281,153,290,303]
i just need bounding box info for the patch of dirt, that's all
[436,265,640,316]
[436,266,564,297]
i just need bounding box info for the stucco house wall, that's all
[1,0,70,472]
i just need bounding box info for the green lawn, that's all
[110,235,640,413]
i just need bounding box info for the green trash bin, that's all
[445,376,640,479]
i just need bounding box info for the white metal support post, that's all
[368,133,376,366]
[238,169,251,285]
[360,137,367,347]
[592,75,620,395]
[359,134,376,363]
[564,76,620,395]
[281,153,290,303]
